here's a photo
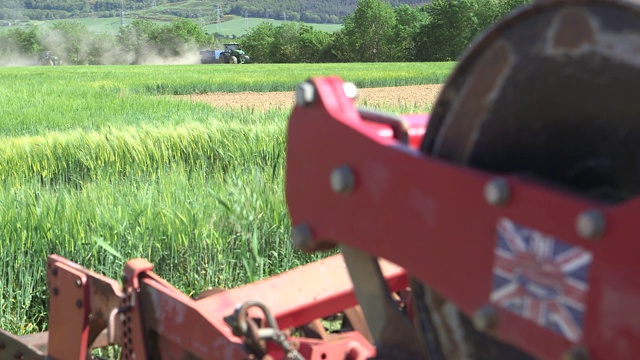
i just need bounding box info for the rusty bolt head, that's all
[52,287,59,296]
[576,209,605,239]
[330,166,355,194]
[563,346,589,360]
[484,177,510,206]
[291,224,314,252]
[51,267,58,276]
[76,299,83,308]
[342,82,359,100]
[75,279,82,288]
[473,305,498,332]
[295,81,316,107]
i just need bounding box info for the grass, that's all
[0,62,454,136]
[0,62,451,336]
[201,17,342,37]
[0,16,342,37]
[1,119,303,334]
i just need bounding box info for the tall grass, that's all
[0,111,330,334]
[0,62,453,136]
[1,62,455,94]
[0,119,281,186]
[0,63,447,335]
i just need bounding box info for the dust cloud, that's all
[0,28,204,67]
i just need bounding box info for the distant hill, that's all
[0,15,342,38]
[0,0,429,24]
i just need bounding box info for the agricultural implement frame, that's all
[4,0,640,358]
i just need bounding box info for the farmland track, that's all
[175,84,444,110]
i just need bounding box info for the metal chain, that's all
[225,300,304,360]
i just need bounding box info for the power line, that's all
[216,3,221,32]
[283,0,286,22]
[198,11,204,28]
[8,0,22,21]
[120,0,125,27]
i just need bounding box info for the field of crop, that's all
[200,17,342,37]
[0,16,342,37]
[0,61,455,337]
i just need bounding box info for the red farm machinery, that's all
[2,0,640,358]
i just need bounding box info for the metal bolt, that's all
[576,209,606,239]
[76,299,83,309]
[330,166,355,194]
[291,224,314,252]
[75,279,82,288]
[563,346,589,360]
[295,81,315,107]
[51,267,58,276]
[342,82,359,100]
[473,305,498,332]
[52,287,59,296]
[484,177,510,206]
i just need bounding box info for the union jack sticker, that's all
[490,217,593,343]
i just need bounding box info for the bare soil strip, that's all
[175,84,444,111]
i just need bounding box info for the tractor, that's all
[199,49,220,64]
[219,42,250,64]
[3,0,640,358]
[38,51,60,66]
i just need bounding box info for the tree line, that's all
[0,0,424,24]
[0,0,152,21]
[242,0,533,63]
[0,0,533,66]
[227,0,425,25]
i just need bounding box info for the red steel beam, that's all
[198,254,408,330]
[285,76,640,360]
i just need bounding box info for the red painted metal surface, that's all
[47,258,91,360]
[199,254,407,330]
[45,254,127,360]
[266,332,376,360]
[135,274,249,359]
[285,76,640,360]
[122,258,153,360]
[401,114,429,150]
[359,114,429,150]
[135,253,405,359]
[3,253,404,359]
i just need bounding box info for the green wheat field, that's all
[0,62,455,336]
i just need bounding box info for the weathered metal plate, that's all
[422,0,640,203]
[418,0,640,358]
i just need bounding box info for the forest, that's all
[0,0,427,23]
